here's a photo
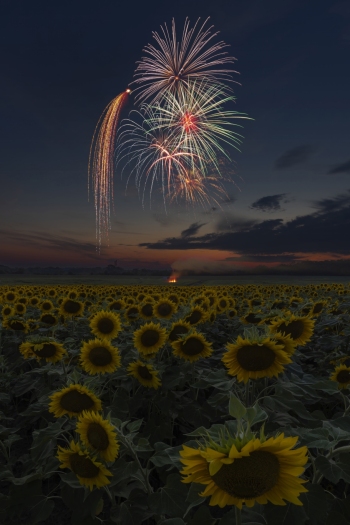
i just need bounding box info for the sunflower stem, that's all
[245,381,250,406]
[235,505,242,525]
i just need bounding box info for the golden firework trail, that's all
[88,89,130,253]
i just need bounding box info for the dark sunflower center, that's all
[236,344,276,371]
[157,303,172,317]
[60,390,95,412]
[244,313,261,324]
[33,343,57,357]
[7,293,15,301]
[140,329,160,347]
[313,303,323,313]
[86,422,109,450]
[127,307,139,318]
[110,301,123,310]
[186,310,202,325]
[16,304,25,311]
[97,318,115,334]
[278,320,305,340]
[141,303,153,317]
[89,346,112,366]
[138,365,153,380]
[70,453,100,478]
[180,337,204,356]
[219,299,227,308]
[10,321,25,330]
[169,295,179,304]
[63,300,81,314]
[169,325,189,342]
[42,302,52,311]
[41,314,56,325]
[337,370,350,383]
[211,450,280,499]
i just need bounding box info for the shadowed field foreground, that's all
[1,281,350,524]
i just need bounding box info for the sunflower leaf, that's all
[229,392,246,420]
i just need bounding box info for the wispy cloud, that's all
[274,145,314,169]
[250,194,290,212]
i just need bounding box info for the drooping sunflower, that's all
[134,322,167,357]
[124,305,140,323]
[57,439,112,491]
[59,298,84,318]
[185,306,208,326]
[179,433,308,509]
[171,331,213,363]
[39,312,59,326]
[240,311,263,325]
[222,335,291,383]
[269,314,315,347]
[19,337,67,363]
[268,331,297,357]
[330,365,350,390]
[153,298,177,319]
[309,299,328,317]
[3,316,29,333]
[89,310,121,340]
[127,359,162,389]
[168,320,191,342]
[75,410,120,462]
[49,384,102,418]
[79,338,121,375]
[108,298,125,312]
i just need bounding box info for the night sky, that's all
[1,0,350,273]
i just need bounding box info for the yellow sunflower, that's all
[1,305,14,317]
[179,433,308,509]
[40,300,55,313]
[48,384,102,418]
[89,310,121,340]
[79,338,121,375]
[75,410,120,462]
[171,331,213,363]
[185,306,208,325]
[14,302,27,316]
[127,359,161,389]
[153,298,177,319]
[19,338,67,363]
[59,299,84,318]
[39,312,59,326]
[124,305,140,323]
[3,316,29,333]
[57,439,112,491]
[134,322,167,357]
[240,311,263,325]
[268,331,297,357]
[309,299,328,317]
[139,301,154,320]
[330,365,350,390]
[222,335,292,383]
[168,320,191,342]
[269,314,315,347]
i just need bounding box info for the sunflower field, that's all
[1,282,350,525]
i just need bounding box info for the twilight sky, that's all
[1,0,350,273]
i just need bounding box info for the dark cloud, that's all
[250,193,289,212]
[180,222,207,238]
[140,191,350,256]
[274,145,314,169]
[327,159,350,175]
[215,214,258,232]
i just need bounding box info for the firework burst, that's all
[88,89,130,253]
[116,104,200,208]
[132,17,240,104]
[152,80,253,176]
